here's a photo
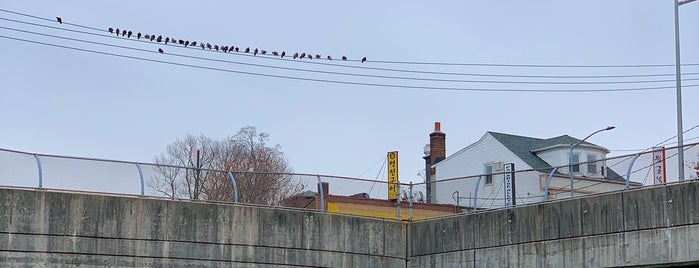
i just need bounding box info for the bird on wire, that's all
[99,24,366,64]
[56,17,62,24]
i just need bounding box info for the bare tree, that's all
[148,126,302,205]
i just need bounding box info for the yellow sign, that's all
[387,151,399,200]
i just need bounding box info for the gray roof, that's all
[488,132,625,182]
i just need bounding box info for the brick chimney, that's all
[429,122,446,166]
[425,122,446,203]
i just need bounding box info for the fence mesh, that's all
[0,142,697,219]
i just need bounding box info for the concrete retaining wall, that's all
[408,180,699,267]
[0,188,406,267]
[2,180,698,267]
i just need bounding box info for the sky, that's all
[1,1,698,196]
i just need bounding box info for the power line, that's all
[7,16,699,82]
[3,8,699,69]
[3,35,699,93]
[7,24,699,87]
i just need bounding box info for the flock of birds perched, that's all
[55,17,367,63]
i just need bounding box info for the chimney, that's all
[425,122,446,203]
[429,122,446,167]
[317,182,329,196]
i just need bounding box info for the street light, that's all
[569,126,616,197]
[675,0,696,181]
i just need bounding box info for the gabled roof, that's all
[488,132,552,173]
[531,135,609,153]
[470,131,623,182]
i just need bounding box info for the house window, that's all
[484,164,493,185]
[570,153,580,173]
[587,155,597,174]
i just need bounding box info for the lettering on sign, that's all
[503,163,516,207]
[387,151,399,200]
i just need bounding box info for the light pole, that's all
[675,0,696,181]
[569,126,616,197]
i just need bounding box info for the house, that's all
[423,122,642,209]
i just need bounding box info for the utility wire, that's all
[7,24,699,86]
[3,10,699,79]
[3,35,699,93]
[3,8,699,69]
[6,16,699,82]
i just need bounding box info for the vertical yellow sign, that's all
[387,151,399,200]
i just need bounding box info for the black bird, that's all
[361,57,367,63]
[122,30,127,37]
[315,54,321,59]
[253,48,258,56]
[158,48,164,54]
[156,36,162,43]
[272,51,279,56]
[261,50,267,55]
[293,52,298,59]
[108,27,114,34]
[300,53,306,59]
[234,47,239,52]
[144,34,150,39]
[184,40,189,47]
[56,17,62,24]
[222,46,228,53]
[200,43,205,49]
[149,35,155,41]
[164,37,169,44]
[327,56,332,60]
[127,31,132,38]
[191,41,197,47]
[245,47,250,53]
[116,28,120,36]
[137,32,142,39]
[342,56,347,61]
[281,51,286,58]
[178,39,184,45]
[206,43,212,49]
[214,45,219,51]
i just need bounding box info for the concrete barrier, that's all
[0,188,406,267]
[2,180,699,267]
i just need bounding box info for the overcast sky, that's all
[1,1,698,195]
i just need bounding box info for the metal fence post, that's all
[543,167,559,201]
[396,182,401,221]
[626,154,641,190]
[228,172,239,204]
[316,175,325,212]
[473,176,482,211]
[408,182,413,222]
[33,154,43,188]
[136,163,144,196]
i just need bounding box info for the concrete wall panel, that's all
[581,192,624,236]
[666,182,699,226]
[623,186,667,231]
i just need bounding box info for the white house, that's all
[425,127,641,209]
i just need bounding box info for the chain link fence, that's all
[1,142,698,220]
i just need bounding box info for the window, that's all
[484,164,493,185]
[570,153,580,173]
[587,155,597,175]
